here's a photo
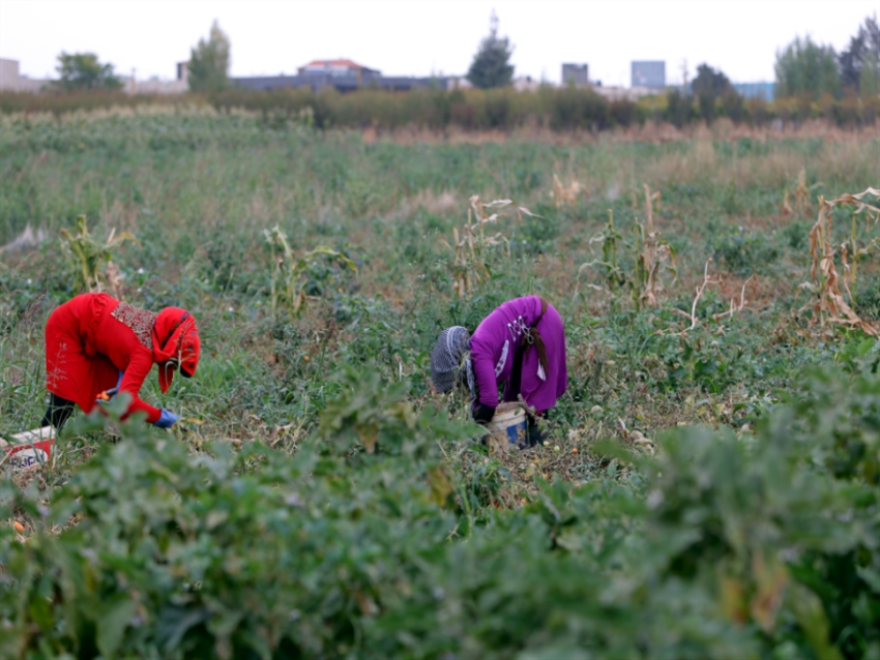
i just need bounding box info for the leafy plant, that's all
[263,225,357,319]
[3,360,879,659]
[579,209,627,294]
[580,186,677,310]
[711,229,779,275]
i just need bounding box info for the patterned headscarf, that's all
[430,326,475,400]
[152,307,200,393]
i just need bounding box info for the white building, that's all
[513,76,540,92]
[592,85,662,101]
[0,58,50,92]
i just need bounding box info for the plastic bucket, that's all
[6,441,54,471]
[2,427,55,472]
[487,403,528,450]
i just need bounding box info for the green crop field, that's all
[1,109,879,659]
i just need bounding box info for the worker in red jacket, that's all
[42,293,200,430]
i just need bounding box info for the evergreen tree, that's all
[692,63,733,96]
[859,55,880,97]
[692,64,734,123]
[466,12,514,89]
[775,36,840,100]
[188,20,231,92]
[54,53,122,91]
[838,15,880,96]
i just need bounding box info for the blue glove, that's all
[153,409,178,429]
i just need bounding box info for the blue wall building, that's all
[731,82,775,101]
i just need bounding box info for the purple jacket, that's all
[470,296,568,413]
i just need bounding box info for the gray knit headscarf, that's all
[430,326,475,399]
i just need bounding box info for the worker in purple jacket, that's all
[430,295,568,445]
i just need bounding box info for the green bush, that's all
[711,228,780,275]
[548,86,610,131]
[3,358,878,659]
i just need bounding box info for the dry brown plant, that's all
[552,174,587,208]
[634,184,677,309]
[671,259,722,332]
[713,275,757,322]
[793,169,824,216]
[442,195,535,298]
[797,187,880,337]
[671,259,756,334]
[59,215,140,295]
[781,190,793,216]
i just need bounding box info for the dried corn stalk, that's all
[791,169,823,217]
[797,187,880,337]
[781,190,793,216]
[670,259,755,334]
[580,187,676,310]
[634,184,676,309]
[60,214,139,294]
[579,209,627,293]
[442,195,533,298]
[552,174,587,208]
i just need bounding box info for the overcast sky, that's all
[0,0,876,86]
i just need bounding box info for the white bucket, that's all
[487,403,528,450]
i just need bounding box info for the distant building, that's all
[732,82,775,101]
[131,75,188,95]
[561,63,589,87]
[235,58,463,93]
[631,61,665,89]
[593,86,661,101]
[124,62,188,95]
[297,59,381,86]
[235,72,459,93]
[0,58,51,92]
[514,75,540,92]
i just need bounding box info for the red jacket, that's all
[45,293,162,423]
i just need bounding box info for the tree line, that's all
[49,13,880,98]
[13,12,880,131]
[4,83,876,132]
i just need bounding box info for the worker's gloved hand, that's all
[153,409,178,429]
[473,403,496,425]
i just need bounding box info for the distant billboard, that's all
[631,61,665,88]
[561,63,589,87]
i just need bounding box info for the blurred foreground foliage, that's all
[2,345,879,659]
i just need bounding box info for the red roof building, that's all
[297,59,380,77]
